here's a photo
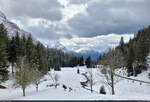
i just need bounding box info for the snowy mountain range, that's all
[47,34,134,60]
[0,11,133,60]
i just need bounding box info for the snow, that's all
[47,34,134,54]
[1,66,150,100]
[0,10,29,37]
[0,11,7,21]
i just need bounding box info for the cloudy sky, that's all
[0,0,150,52]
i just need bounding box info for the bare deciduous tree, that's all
[32,68,43,92]
[83,68,95,93]
[88,68,94,93]
[98,48,125,95]
[54,73,59,88]
[14,56,32,96]
[48,70,59,88]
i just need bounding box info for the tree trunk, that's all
[12,63,14,74]
[111,70,115,95]
[23,88,25,96]
[36,84,38,92]
[91,83,93,93]
[90,78,93,93]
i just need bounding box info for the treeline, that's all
[0,23,48,82]
[99,25,150,77]
[46,48,84,70]
[123,26,150,76]
[0,23,85,83]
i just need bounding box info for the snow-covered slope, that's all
[0,66,150,100]
[0,11,29,37]
[48,34,134,60]
[48,40,69,53]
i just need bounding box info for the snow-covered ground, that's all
[0,66,150,100]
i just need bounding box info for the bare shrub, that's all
[98,48,125,95]
[14,56,32,96]
[32,68,43,92]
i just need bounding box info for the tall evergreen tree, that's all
[85,56,92,68]
[36,42,48,73]
[15,31,21,57]
[126,44,134,76]
[119,36,125,54]
[26,34,34,63]
[0,23,9,82]
[20,34,26,56]
[8,36,17,73]
[79,56,84,66]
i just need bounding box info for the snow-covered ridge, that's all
[0,11,29,37]
[0,11,7,21]
[48,34,134,54]
[0,10,133,57]
[48,40,69,53]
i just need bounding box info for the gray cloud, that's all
[0,0,150,41]
[24,22,74,40]
[69,0,90,4]
[68,0,150,37]
[0,0,63,21]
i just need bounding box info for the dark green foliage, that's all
[134,66,142,77]
[7,31,48,75]
[19,34,26,56]
[8,36,17,63]
[46,48,80,70]
[0,23,84,83]
[85,56,92,68]
[54,65,61,71]
[115,26,150,76]
[0,23,9,82]
[79,56,84,66]
[118,37,125,54]
[99,85,106,94]
[35,42,48,74]
[26,34,35,63]
[126,44,134,76]
[8,36,17,73]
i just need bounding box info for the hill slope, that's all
[0,11,29,37]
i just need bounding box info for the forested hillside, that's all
[98,26,150,77]
[0,23,83,83]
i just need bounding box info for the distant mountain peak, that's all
[0,10,30,37]
[48,40,69,53]
[0,11,7,21]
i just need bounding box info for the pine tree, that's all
[79,56,84,66]
[36,42,48,73]
[20,34,26,56]
[15,31,21,57]
[26,34,34,63]
[85,56,92,68]
[0,23,9,82]
[126,44,134,76]
[8,36,17,73]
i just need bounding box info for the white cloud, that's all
[0,0,149,43]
